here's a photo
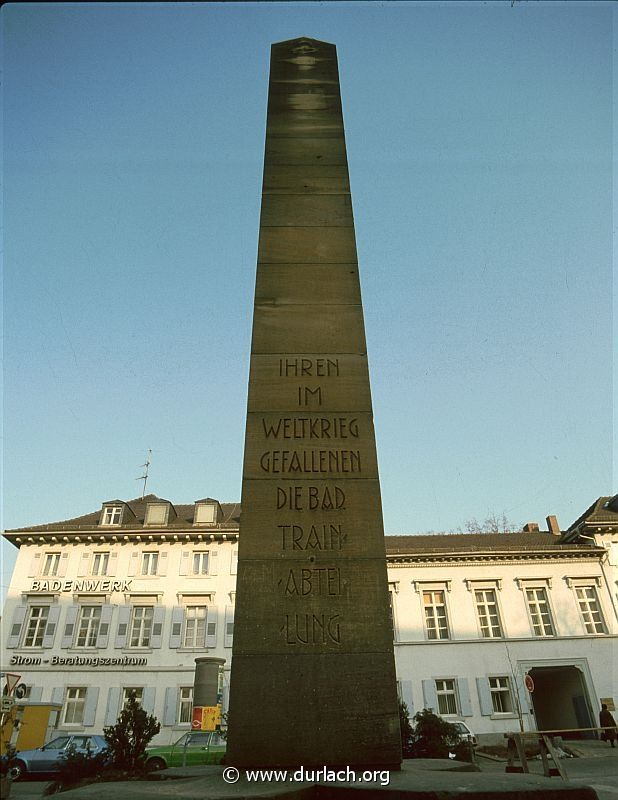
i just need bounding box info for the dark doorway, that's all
[528,665,596,739]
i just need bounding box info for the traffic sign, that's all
[3,673,21,696]
[524,674,535,693]
[0,697,15,712]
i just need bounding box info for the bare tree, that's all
[456,512,520,534]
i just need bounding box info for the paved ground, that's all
[8,742,617,800]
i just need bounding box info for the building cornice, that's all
[387,549,604,567]
[4,529,239,547]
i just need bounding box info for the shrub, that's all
[103,692,160,774]
[399,700,414,758]
[409,709,461,758]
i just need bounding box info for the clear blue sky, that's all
[2,2,614,602]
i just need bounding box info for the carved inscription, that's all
[279,523,347,550]
[261,449,361,473]
[298,386,322,407]
[281,567,342,596]
[279,358,340,377]
[283,613,341,644]
[277,485,346,510]
[262,417,359,439]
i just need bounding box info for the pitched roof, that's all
[565,496,618,535]
[384,531,592,555]
[6,495,241,533]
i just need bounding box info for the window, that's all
[122,688,143,708]
[76,607,101,648]
[178,687,193,724]
[526,587,555,636]
[145,504,169,526]
[63,687,87,724]
[91,553,110,576]
[435,679,458,715]
[23,606,49,647]
[575,586,606,634]
[475,589,502,638]
[192,552,209,576]
[489,677,513,713]
[141,552,159,576]
[194,503,216,525]
[102,506,122,526]
[42,553,61,576]
[423,590,449,639]
[184,606,207,648]
[129,607,153,647]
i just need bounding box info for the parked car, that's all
[450,720,478,746]
[145,731,226,770]
[9,734,108,781]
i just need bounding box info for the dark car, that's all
[145,731,226,770]
[9,734,108,780]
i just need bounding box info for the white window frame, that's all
[525,586,555,637]
[42,553,61,577]
[129,606,154,648]
[566,575,608,636]
[63,687,87,725]
[422,590,450,640]
[474,588,503,638]
[23,606,50,648]
[102,506,122,526]
[516,579,556,637]
[435,679,458,716]
[141,552,159,576]
[91,552,110,576]
[122,687,144,708]
[178,687,193,724]
[489,676,513,714]
[183,605,207,648]
[192,552,210,576]
[76,606,102,648]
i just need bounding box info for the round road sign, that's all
[524,674,535,693]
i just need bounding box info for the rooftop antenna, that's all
[136,449,152,499]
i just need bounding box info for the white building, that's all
[2,494,616,745]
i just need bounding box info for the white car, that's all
[450,720,477,746]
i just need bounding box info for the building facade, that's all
[2,495,616,745]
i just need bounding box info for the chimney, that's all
[546,515,560,536]
[523,522,540,532]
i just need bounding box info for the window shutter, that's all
[163,687,177,726]
[42,605,61,648]
[83,687,99,727]
[150,607,165,648]
[399,680,414,716]
[62,606,79,648]
[58,553,69,578]
[29,553,42,578]
[142,687,156,715]
[206,605,218,648]
[51,686,64,705]
[158,552,168,577]
[222,680,229,715]
[108,552,118,577]
[97,605,114,648]
[230,549,238,575]
[128,552,140,576]
[169,606,185,648]
[421,679,437,713]
[104,687,121,726]
[209,551,218,576]
[476,677,493,716]
[115,606,131,648]
[7,605,27,648]
[30,687,43,702]
[78,553,91,577]
[179,551,190,576]
[457,678,473,717]
[224,606,234,648]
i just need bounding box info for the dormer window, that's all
[102,506,123,526]
[145,503,169,527]
[193,500,221,526]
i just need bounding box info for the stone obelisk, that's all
[227,37,401,769]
